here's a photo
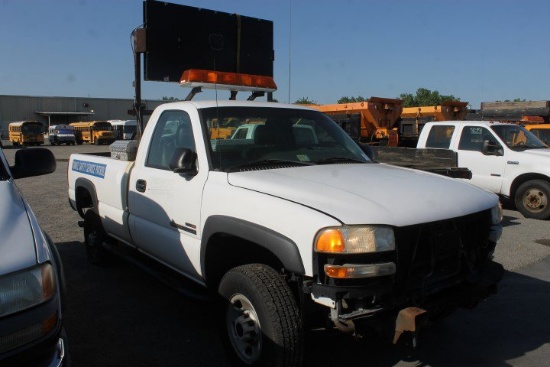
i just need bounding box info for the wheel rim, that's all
[523,187,548,213]
[226,293,262,364]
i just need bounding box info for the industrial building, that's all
[0,95,165,138]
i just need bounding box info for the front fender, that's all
[201,215,306,277]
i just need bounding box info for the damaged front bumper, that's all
[309,259,504,341]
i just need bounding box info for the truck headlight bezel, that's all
[491,203,503,225]
[315,225,395,254]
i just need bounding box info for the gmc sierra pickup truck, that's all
[68,100,503,367]
[417,121,550,220]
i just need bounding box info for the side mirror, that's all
[168,148,197,175]
[481,139,504,156]
[10,148,56,179]
[356,142,375,161]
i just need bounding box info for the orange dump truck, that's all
[400,101,469,143]
[310,97,404,146]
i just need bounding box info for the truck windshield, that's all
[92,123,112,131]
[200,106,369,172]
[22,124,43,134]
[491,125,548,150]
[57,129,74,134]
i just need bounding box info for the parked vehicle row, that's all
[5,120,138,147]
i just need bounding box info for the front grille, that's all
[393,209,492,301]
[312,209,494,308]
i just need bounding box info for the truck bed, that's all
[371,146,472,179]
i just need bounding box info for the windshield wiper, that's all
[316,157,366,165]
[228,159,313,172]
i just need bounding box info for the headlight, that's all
[491,203,503,225]
[315,225,395,254]
[0,263,56,318]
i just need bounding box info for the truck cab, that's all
[418,121,550,219]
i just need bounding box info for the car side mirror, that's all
[481,139,504,156]
[168,147,197,175]
[10,148,56,179]
[356,142,375,161]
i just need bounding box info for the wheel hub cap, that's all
[524,188,548,212]
[227,294,262,363]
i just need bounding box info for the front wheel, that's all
[515,179,550,219]
[217,264,304,367]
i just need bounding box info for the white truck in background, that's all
[416,121,550,220]
[67,72,504,367]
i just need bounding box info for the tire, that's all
[217,264,304,367]
[514,179,550,219]
[83,210,111,265]
[94,138,100,145]
[77,140,83,145]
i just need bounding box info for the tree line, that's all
[294,88,461,107]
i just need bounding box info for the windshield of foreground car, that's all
[0,147,10,180]
[200,106,370,172]
[491,124,548,150]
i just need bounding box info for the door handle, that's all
[136,179,147,193]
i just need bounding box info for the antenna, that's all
[288,0,292,104]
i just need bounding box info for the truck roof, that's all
[157,100,315,111]
[425,120,515,127]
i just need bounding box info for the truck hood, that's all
[227,163,497,227]
[0,181,37,274]
[514,148,550,159]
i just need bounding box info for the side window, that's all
[233,127,249,139]
[425,125,455,148]
[458,126,493,151]
[146,110,194,169]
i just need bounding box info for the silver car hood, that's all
[0,181,37,274]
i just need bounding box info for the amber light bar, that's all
[180,69,277,92]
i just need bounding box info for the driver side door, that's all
[456,125,506,193]
[128,109,205,279]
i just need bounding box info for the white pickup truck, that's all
[417,120,550,220]
[68,100,504,367]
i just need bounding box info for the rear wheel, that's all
[217,264,304,367]
[515,179,550,219]
[83,210,111,265]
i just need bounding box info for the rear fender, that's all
[74,177,99,218]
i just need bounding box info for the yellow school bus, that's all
[8,121,44,146]
[70,121,117,145]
